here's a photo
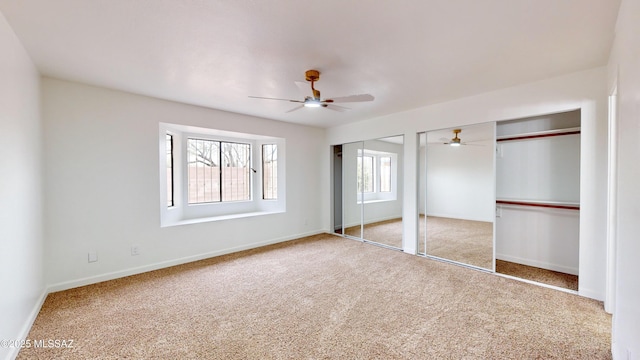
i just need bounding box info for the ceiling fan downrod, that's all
[305,70,321,100]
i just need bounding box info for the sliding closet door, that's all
[342,141,364,239]
[361,136,404,249]
[421,123,495,270]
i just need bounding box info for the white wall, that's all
[425,140,495,222]
[326,67,608,300]
[496,206,580,275]
[0,12,44,360]
[42,78,326,289]
[607,0,640,357]
[497,135,581,203]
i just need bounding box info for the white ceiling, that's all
[0,0,620,128]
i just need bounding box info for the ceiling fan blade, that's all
[325,104,350,112]
[462,143,485,146]
[325,94,374,103]
[294,81,314,99]
[285,105,305,113]
[249,96,303,103]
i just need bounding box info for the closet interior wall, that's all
[495,110,581,276]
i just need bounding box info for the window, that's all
[159,123,285,227]
[187,139,251,204]
[166,134,174,207]
[357,148,397,203]
[262,144,277,200]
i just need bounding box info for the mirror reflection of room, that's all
[419,123,495,270]
[339,136,404,249]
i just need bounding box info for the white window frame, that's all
[159,122,285,227]
[357,148,398,204]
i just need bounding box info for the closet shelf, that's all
[497,127,581,142]
[496,199,580,210]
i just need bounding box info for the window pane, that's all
[262,144,277,200]
[166,134,174,207]
[380,156,391,192]
[221,142,251,201]
[357,155,374,193]
[188,138,220,204]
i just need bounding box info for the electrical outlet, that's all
[88,251,97,263]
[496,206,502,218]
[131,245,140,256]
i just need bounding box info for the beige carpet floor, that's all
[344,218,403,249]
[346,217,576,290]
[19,234,610,359]
[421,216,494,270]
[497,260,579,291]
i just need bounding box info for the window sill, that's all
[161,210,285,228]
[357,198,396,205]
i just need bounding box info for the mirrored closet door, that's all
[336,136,404,250]
[418,123,495,270]
[341,141,364,239]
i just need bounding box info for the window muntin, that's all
[262,144,278,200]
[187,138,250,204]
[166,134,174,207]
[380,156,391,192]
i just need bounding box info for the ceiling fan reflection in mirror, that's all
[249,70,374,113]
[440,129,484,147]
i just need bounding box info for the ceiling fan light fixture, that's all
[449,140,461,147]
[304,99,322,108]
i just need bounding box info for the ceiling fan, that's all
[249,70,374,113]
[439,129,484,147]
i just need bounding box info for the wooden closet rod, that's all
[496,200,580,211]
[497,130,580,142]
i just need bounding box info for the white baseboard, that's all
[577,286,605,301]
[363,215,401,225]
[6,289,48,360]
[425,212,493,223]
[342,215,401,230]
[496,253,579,275]
[47,230,324,293]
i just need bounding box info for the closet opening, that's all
[495,110,581,291]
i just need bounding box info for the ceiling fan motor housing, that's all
[305,70,320,82]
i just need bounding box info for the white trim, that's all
[577,286,605,302]
[494,273,579,295]
[161,210,286,227]
[425,212,493,223]
[7,289,48,360]
[605,86,619,314]
[47,230,324,293]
